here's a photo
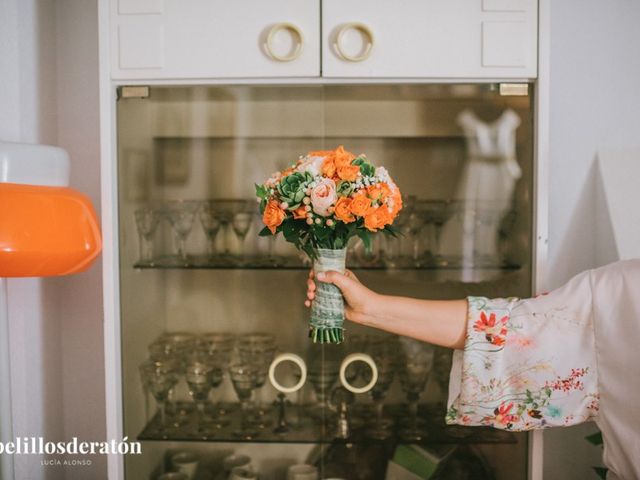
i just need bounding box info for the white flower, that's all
[295,155,325,177]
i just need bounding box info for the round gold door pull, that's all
[264,23,304,62]
[334,22,375,62]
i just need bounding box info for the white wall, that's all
[544,0,640,478]
[0,0,105,478]
[0,1,64,479]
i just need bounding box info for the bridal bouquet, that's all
[256,146,402,343]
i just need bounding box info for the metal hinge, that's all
[117,86,150,100]
[499,83,529,96]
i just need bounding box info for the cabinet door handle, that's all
[334,22,375,62]
[264,22,304,62]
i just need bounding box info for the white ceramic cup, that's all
[222,454,252,472]
[229,466,258,480]
[171,451,199,480]
[287,464,318,480]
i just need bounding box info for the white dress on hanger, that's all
[441,109,522,266]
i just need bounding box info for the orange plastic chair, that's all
[0,183,102,277]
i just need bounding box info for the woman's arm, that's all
[305,270,468,349]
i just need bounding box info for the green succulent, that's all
[277,172,309,208]
[337,180,355,197]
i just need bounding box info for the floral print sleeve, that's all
[446,269,600,431]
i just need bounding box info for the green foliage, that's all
[337,180,355,197]
[359,162,375,177]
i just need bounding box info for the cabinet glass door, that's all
[117,83,533,479]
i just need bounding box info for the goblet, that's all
[397,338,434,441]
[184,357,221,436]
[165,201,199,265]
[134,208,160,265]
[197,333,236,420]
[407,202,428,267]
[238,334,277,424]
[228,363,259,440]
[231,211,254,264]
[307,356,340,422]
[199,201,222,261]
[364,339,397,439]
[139,359,180,434]
[423,200,455,267]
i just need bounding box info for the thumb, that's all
[316,270,357,293]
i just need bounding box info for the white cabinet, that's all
[110,0,538,81]
[111,0,320,79]
[322,0,537,78]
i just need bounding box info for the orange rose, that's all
[292,205,307,220]
[334,145,356,168]
[337,164,360,181]
[263,200,285,234]
[364,206,390,232]
[367,182,392,202]
[321,158,337,178]
[349,192,373,217]
[334,197,355,223]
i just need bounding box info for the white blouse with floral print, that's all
[447,259,640,480]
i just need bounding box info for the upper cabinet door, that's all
[322,0,537,79]
[111,0,320,79]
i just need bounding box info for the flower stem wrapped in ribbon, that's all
[256,146,402,343]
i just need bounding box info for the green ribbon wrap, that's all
[309,248,347,344]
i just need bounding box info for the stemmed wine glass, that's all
[139,358,180,436]
[307,355,340,423]
[184,356,222,437]
[398,338,434,441]
[196,332,235,422]
[408,201,428,267]
[424,200,456,267]
[228,363,259,440]
[364,339,397,440]
[238,333,277,425]
[165,201,199,265]
[134,208,160,265]
[199,201,222,261]
[231,210,254,265]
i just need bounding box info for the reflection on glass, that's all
[398,339,434,441]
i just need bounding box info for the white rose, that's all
[310,177,337,217]
[296,155,325,177]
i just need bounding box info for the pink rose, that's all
[310,178,337,217]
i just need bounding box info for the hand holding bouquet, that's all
[256,146,402,343]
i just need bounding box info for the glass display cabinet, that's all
[116,84,534,479]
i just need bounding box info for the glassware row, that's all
[133,198,519,269]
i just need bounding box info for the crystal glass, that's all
[165,200,199,265]
[398,338,434,441]
[184,357,222,436]
[407,201,429,267]
[196,333,236,420]
[228,363,259,439]
[199,201,223,260]
[231,212,253,263]
[238,333,277,424]
[423,200,456,267]
[364,339,397,439]
[139,359,180,434]
[134,208,160,265]
[307,356,340,421]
